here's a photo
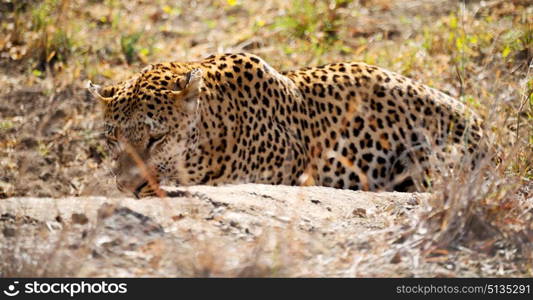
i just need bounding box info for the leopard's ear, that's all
[171,68,203,110]
[87,81,114,104]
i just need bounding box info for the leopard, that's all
[87,52,484,198]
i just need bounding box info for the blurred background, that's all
[0,0,531,198]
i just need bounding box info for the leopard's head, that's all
[88,65,204,197]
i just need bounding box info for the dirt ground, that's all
[0,185,425,277]
[1,184,530,277]
[0,0,531,277]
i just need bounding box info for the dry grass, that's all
[0,0,532,276]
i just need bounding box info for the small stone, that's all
[2,227,16,238]
[390,252,402,264]
[352,208,367,218]
[171,214,185,221]
[71,213,89,225]
[97,203,116,219]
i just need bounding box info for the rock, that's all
[0,184,427,277]
[352,208,367,218]
[71,213,89,225]
[2,227,15,238]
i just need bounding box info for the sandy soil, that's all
[2,184,531,277]
[0,184,447,277]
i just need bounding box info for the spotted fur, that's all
[88,52,484,197]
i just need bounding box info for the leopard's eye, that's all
[147,134,165,150]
